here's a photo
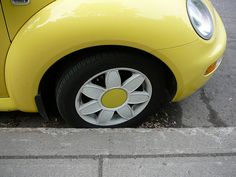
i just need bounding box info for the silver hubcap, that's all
[75,68,152,126]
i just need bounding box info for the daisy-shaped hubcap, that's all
[75,68,152,126]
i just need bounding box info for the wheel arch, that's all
[38,45,177,117]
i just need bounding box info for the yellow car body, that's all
[0,0,226,113]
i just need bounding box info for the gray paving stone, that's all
[0,128,235,156]
[103,157,236,177]
[0,0,236,129]
[0,159,98,177]
[0,128,236,177]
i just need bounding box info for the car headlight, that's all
[187,0,214,40]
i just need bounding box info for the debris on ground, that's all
[0,103,182,128]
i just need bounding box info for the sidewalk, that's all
[0,128,236,177]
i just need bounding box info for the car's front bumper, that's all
[152,8,227,101]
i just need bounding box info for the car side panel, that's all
[5,0,197,112]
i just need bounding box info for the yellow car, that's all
[0,0,226,127]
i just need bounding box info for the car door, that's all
[0,5,10,97]
[1,0,55,40]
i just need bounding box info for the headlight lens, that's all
[187,0,214,40]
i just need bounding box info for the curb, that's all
[0,128,236,177]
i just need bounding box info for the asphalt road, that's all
[0,0,235,128]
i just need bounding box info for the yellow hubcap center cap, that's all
[101,88,128,108]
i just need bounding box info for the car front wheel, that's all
[56,49,167,128]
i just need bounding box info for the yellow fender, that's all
[5,0,197,112]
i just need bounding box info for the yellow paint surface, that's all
[0,0,227,112]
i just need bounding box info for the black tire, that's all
[56,49,167,128]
